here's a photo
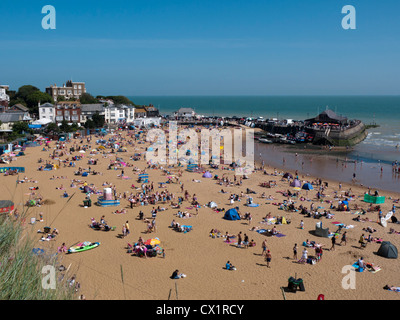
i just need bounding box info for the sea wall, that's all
[312,121,367,146]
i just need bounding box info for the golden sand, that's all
[3,128,400,300]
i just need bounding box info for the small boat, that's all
[68,241,100,254]
[258,138,273,144]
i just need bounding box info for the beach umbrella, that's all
[302,183,314,191]
[145,238,160,246]
[79,150,86,153]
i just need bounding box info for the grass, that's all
[0,213,76,300]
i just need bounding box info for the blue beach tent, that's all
[302,183,314,191]
[223,208,241,221]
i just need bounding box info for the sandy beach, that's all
[2,126,400,301]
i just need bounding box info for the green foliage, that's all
[16,85,40,101]
[79,93,98,104]
[59,120,72,133]
[45,122,60,134]
[11,85,53,115]
[25,91,53,114]
[84,119,95,129]
[0,216,76,300]
[12,121,30,134]
[106,95,134,106]
[92,111,105,128]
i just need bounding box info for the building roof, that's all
[177,107,195,114]
[0,112,31,123]
[306,109,348,124]
[10,104,29,112]
[135,107,147,113]
[81,104,105,113]
[40,103,54,108]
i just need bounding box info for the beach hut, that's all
[202,171,212,178]
[377,241,398,259]
[223,208,241,221]
[302,183,314,191]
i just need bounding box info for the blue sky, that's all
[1,0,399,96]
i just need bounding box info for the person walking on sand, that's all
[262,239,267,256]
[265,250,272,268]
[300,220,304,230]
[330,234,336,251]
[340,231,347,246]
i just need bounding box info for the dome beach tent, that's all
[223,208,241,221]
[377,241,398,259]
[208,201,217,209]
[283,172,293,179]
[202,171,212,178]
[290,179,301,188]
[302,183,314,191]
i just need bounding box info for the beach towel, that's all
[224,239,236,244]
[274,233,286,238]
[256,229,267,234]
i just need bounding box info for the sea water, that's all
[129,95,400,192]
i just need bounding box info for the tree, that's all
[84,119,95,129]
[16,85,40,101]
[92,111,105,128]
[59,120,71,133]
[79,93,98,104]
[106,95,134,106]
[45,122,60,134]
[25,91,53,115]
[12,121,30,134]
[57,95,67,102]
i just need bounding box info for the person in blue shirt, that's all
[225,261,235,270]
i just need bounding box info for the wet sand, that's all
[2,128,400,300]
[255,142,400,193]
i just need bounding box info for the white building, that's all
[174,107,196,119]
[0,85,10,107]
[105,105,135,124]
[132,117,161,128]
[81,104,105,123]
[38,102,55,122]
